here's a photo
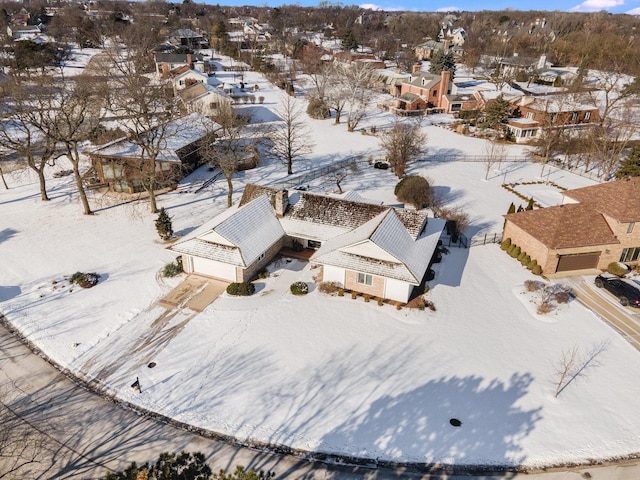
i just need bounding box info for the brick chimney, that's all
[187,53,193,68]
[438,70,451,108]
[274,190,288,217]
[412,63,422,74]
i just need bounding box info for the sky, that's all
[356,0,640,14]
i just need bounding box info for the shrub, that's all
[524,280,545,292]
[527,259,538,270]
[520,254,531,266]
[553,289,573,304]
[155,207,173,241]
[500,238,512,250]
[377,297,384,306]
[319,282,342,294]
[163,258,183,277]
[531,264,543,275]
[517,251,527,262]
[258,96,265,104]
[607,262,630,277]
[395,303,402,310]
[226,282,255,296]
[338,288,344,297]
[427,300,436,311]
[70,272,100,288]
[306,97,331,119]
[290,281,309,295]
[510,246,521,258]
[536,301,553,315]
[364,294,370,302]
[507,244,516,255]
[351,291,357,299]
[394,175,432,209]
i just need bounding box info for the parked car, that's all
[373,161,389,170]
[594,274,640,307]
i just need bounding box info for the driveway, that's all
[564,276,640,350]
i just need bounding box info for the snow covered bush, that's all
[290,282,308,295]
[227,282,255,296]
[70,272,100,288]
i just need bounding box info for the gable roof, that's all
[239,184,279,208]
[313,210,445,284]
[505,203,618,249]
[89,113,220,163]
[169,195,285,267]
[563,177,640,223]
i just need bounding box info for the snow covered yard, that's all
[2,50,640,470]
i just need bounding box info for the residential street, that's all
[1,319,638,480]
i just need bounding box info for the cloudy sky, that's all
[356,0,640,13]
[229,0,640,14]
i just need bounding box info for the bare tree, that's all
[379,119,427,178]
[586,117,637,181]
[270,94,314,175]
[340,62,376,132]
[107,47,182,213]
[333,169,348,193]
[553,341,609,398]
[199,105,264,207]
[483,138,506,180]
[0,78,58,201]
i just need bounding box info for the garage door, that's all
[556,252,600,272]
[192,257,237,281]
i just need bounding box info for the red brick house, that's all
[503,178,640,275]
[396,70,452,112]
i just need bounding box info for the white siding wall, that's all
[322,265,345,287]
[384,278,413,303]
[192,257,237,282]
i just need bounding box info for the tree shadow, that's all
[320,373,540,472]
[0,227,18,244]
[0,285,21,301]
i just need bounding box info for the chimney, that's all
[412,63,422,74]
[161,63,169,76]
[438,70,451,107]
[537,54,547,70]
[187,53,193,68]
[274,190,288,217]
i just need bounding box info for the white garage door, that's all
[192,257,237,282]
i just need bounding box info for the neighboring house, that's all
[498,54,548,79]
[438,25,466,46]
[168,29,209,49]
[7,24,41,41]
[506,95,600,143]
[170,66,221,93]
[177,83,232,117]
[503,177,640,275]
[154,53,205,77]
[395,69,452,112]
[88,113,221,193]
[371,69,409,97]
[170,184,446,303]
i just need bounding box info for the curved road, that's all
[1,321,638,480]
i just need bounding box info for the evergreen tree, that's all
[484,95,513,130]
[155,207,173,241]
[428,49,456,79]
[507,202,516,214]
[526,198,535,210]
[517,205,524,212]
[615,145,640,179]
[341,29,359,51]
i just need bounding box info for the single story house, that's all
[89,113,221,193]
[503,177,640,274]
[177,83,232,117]
[170,184,446,302]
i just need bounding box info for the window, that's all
[450,103,461,112]
[585,111,591,120]
[570,112,578,122]
[357,272,373,286]
[620,247,640,263]
[308,240,321,249]
[209,102,218,110]
[526,112,535,120]
[551,113,558,123]
[628,222,635,234]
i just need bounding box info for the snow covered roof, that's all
[313,211,445,284]
[89,113,221,164]
[170,195,286,266]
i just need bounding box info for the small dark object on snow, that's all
[131,376,141,392]
[148,362,156,368]
[449,418,462,427]
[374,161,389,170]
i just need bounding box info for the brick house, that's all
[396,69,452,112]
[170,184,446,302]
[503,178,640,274]
[506,95,600,143]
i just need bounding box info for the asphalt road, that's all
[0,319,638,480]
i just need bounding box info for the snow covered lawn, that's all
[2,53,640,469]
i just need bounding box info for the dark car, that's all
[594,274,640,307]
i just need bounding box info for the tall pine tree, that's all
[615,145,640,179]
[341,29,359,52]
[429,49,456,79]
